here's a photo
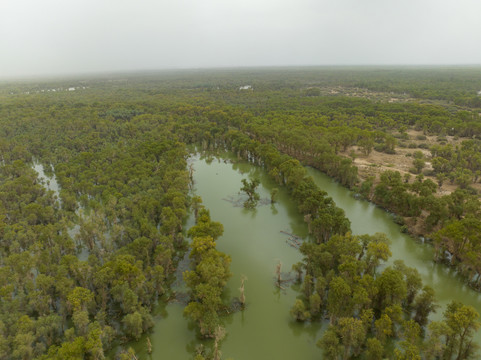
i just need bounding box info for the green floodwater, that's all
[125,153,481,359]
[306,166,481,328]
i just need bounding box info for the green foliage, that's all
[294,231,479,359]
[122,312,143,340]
[1,67,481,359]
[188,209,224,241]
[184,213,231,338]
[365,338,384,360]
[240,178,260,208]
[413,286,438,327]
[317,328,342,359]
[0,86,190,357]
[290,299,310,322]
[442,301,480,359]
[270,188,279,204]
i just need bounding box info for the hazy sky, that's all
[1,0,481,77]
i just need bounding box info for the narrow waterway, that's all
[129,153,323,359]
[306,167,481,332]
[33,161,60,200]
[127,154,481,359]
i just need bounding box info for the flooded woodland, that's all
[1,68,481,359]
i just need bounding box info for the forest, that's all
[1,66,481,359]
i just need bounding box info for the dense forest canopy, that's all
[1,67,481,359]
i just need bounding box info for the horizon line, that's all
[2,63,481,82]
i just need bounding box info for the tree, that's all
[374,314,393,343]
[424,321,450,360]
[327,276,352,322]
[270,188,279,204]
[290,299,310,322]
[442,301,480,359]
[213,325,226,360]
[394,260,422,308]
[358,134,374,155]
[433,217,481,265]
[364,234,392,275]
[336,317,366,359]
[122,312,143,340]
[413,158,426,174]
[239,275,246,308]
[317,328,342,359]
[393,341,421,360]
[309,292,322,317]
[413,286,438,327]
[191,195,204,221]
[240,178,260,208]
[365,338,384,360]
[374,267,407,311]
[291,262,304,282]
[184,214,231,338]
[187,209,224,241]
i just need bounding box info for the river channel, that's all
[126,153,481,359]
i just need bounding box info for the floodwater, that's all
[120,154,481,358]
[127,153,324,359]
[306,167,481,329]
[33,161,60,201]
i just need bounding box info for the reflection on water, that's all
[32,162,89,260]
[126,154,322,359]
[33,162,61,202]
[125,155,481,358]
[307,167,481,336]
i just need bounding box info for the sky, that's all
[1,0,481,78]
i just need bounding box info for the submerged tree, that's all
[270,188,279,204]
[441,301,480,359]
[240,178,260,208]
[292,231,481,359]
[239,275,247,309]
[184,211,231,338]
[213,325,226,360]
